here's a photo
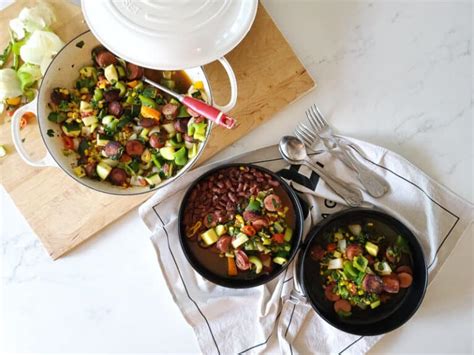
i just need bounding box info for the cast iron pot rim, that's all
[297,207,428,336]
[178,162,304,289]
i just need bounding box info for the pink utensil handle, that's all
[181,96,236,129]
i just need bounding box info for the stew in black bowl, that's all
[298,208,427,336]
[178,163,303,288]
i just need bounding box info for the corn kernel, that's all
[194,81,204,90]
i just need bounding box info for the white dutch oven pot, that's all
[11,30,238,195]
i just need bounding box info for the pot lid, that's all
[81,0,258,70]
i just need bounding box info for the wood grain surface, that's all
[0,0,315,259]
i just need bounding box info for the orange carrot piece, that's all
[227,257,238,276]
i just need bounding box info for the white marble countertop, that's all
[1,1,472,353]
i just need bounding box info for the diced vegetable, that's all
[96,161,112,180]
[104,64,118,83]
[284,227,293,242]
[273,256,288,265]
[249,256,263,274]
[227,257,238,276]
[365,241,379,257]
[231,233,249,249]
[353,255,368,272]
[160,147,175,160]
[374,261,392,276]
[200,228,219,246]
[348,224,362,236]
[145,173,161,186]
[215,225,227,236]
[328,258,343,270]
[337,238,347,252]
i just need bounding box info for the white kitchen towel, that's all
[139,138,473,355]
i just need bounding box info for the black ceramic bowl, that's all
[298,208,427,336]
[178,163,304,288]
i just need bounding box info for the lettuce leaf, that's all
[0,68,22,100]
[17,63,42,91]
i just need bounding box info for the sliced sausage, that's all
[243,210,259,222]
[149,132,167,149]
[109,167,128,186]
[108,101,123,117]
[50,89,69,105]
[310,244,326,261]
[382,274,400,294]
[174,118,189,133]
[119,153,132,163]
[334,299,351,314]
[139,117,159,128]
[194,116,206,123]
[216,235,232,253]
[125,140,144,157]
[103,141,123,158]
[235,250,250,271]
[95,50,117,68]
[397,272,413,288]
[203,213,217,228]
[162,103,178,120]
[187,107,199,117]
[103,89,121,102]
[84,162,97,178]
[263,194,282,211]
[251,217,269,231]
[345,244,363,261]
[260,253,272,270]
[396,265,413,275]
[362,274,384,294]
[126,62,144,80]
[324,283,340,302]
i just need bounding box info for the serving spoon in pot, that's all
[143,77,237,129]
[279,135,363,207]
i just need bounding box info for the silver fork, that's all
[303,105,390,198]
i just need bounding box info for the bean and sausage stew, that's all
[47,46,208,188]
[183,166,296,279]
[310,221,414,317]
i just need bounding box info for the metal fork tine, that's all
[310,105,324,130]
[305,108,320,132]
[295,129,311,147]
[299,122,317,139]
[295,125,314,144]
[313,104,328,128]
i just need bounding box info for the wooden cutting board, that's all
[0,0,315,259]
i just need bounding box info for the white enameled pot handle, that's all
[11,99,57,168]
[214,57,238,113]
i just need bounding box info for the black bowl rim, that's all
[178,162,304,289]
[297,207,428,336]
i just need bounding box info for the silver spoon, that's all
[279,136,363,207]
